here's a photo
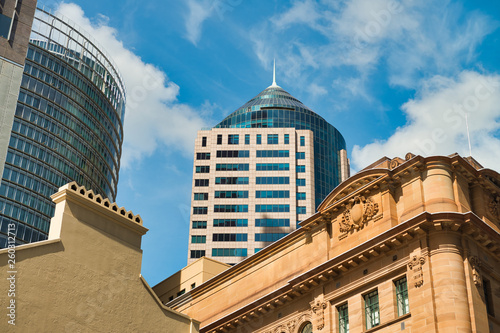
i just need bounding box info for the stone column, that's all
[429,231,472,332]
[422,162,458,213]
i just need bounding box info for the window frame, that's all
[337,303,349,333]
[395,276,409,316]
[364,289,380,329]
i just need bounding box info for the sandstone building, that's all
[166,153,500,333]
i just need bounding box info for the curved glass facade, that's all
[0,8,125,246]
[216,85,346,207]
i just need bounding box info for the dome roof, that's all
[215,85,323,128]
[237,86,312,111]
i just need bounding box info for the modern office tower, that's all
[0,7,126,247]
[188,75,348,265]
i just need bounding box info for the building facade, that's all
[169,153,500,333]
[0,182,200,332]
[0,7,125,247]
[0,0,37,196]
[188,80,348,265]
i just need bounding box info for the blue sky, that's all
[39,0,500,285]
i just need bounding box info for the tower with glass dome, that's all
[188,67,348,265]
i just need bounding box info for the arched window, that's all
[300,322,313,333]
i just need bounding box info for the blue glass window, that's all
[256,177,289,185]
[194,193,208,200]
[212,248,247,257]
[255,190,289,198]
[255,219,290,227]
[212,233,248,241]
[256,163,289,171]
[191,235,206,243]
[195,166,210,173]
[215,177,249,185]
[214,191,248,198]
[256,150,289,157]
[193,207,208,214]
[216,150,249,158]
[213,205,248,213]
[216,164,249,171]
[296,152,305,159]
[297,206,306,214]
[267,134,278,144]
[255,204,290,212]
[228,134,239,144]
[192,221,207,229]
[296,165,306,173]
[213,219,248,227]
[190,250,205,258]
[255,233,288,242]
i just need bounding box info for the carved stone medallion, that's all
[311,301,327,330]
[339,196,379,235]
[408,255,426,287]
[489,196,500,219]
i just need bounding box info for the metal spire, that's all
[268,59,280,88]
[272,59,277,86]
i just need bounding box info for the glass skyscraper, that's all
[0,7,125,247]
[216,84,347,208]
[188,77,349,265]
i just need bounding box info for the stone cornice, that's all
[318,154,500,212]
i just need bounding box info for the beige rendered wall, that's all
[0,182,199,333]
[154,257,230,304]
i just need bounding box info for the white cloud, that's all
[55,3,210,168]
[351,71,500,170]
[251,0,497,94]
[184,0,215,45]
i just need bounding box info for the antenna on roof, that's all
[268,59,280,89]
[465,113,472,157]
[272,59,277,86]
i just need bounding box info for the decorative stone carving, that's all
[469,256,482,287]
[311,301,327,330]
[262,314,308,333]
[489,196,500,219]
[339,196,379,235]
[390,158,400,170]
[408,255,426,287]
[405,152,415,161]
